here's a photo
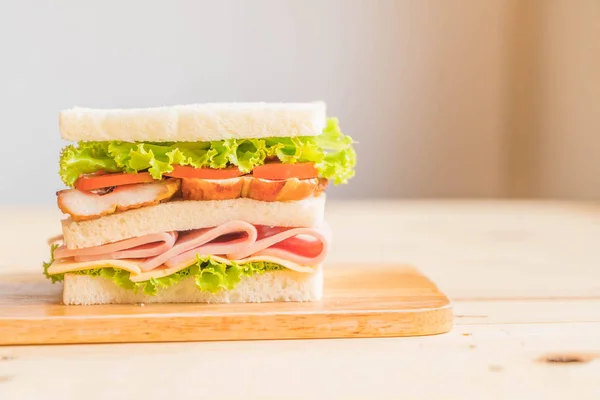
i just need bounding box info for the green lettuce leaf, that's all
[43,246,283,295]
[59,143,121,186]
[59,117,356,186]
[42,243,61,283]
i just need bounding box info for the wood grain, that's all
[2,200,599,399]
[3,322,600,400]
[0,264,452,345]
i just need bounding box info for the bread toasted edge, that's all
[62,266,323,305]
[59,101,327,142]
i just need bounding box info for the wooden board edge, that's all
[0,304,453,345]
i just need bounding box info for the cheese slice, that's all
[48,256,316,282]
[47,258,142,275]
[128,255,316,282]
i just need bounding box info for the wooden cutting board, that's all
[0,264,452,345]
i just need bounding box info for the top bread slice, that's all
[59,101,327,142]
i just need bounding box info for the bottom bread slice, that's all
[62,267,323,305]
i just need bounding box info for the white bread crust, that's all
[59,102,326,142]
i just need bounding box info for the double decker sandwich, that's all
[43,102,356,305]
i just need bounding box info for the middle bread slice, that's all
[61,195,326,249]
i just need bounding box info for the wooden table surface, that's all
[1,200,599,399]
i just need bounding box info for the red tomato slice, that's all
[252,163,318,180]
[74,172,155,191]
[164,165,245,179]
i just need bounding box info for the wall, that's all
[506,0,600,199]
[0,0,598,205]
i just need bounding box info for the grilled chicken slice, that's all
[181,176,328,202]
[181,177,244,201]
[243,177,328,202]
[57,179,180,221]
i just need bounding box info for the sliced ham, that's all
[226,224,330,266]
[54,232,178,262]
[49,220,330,276]
[162,223,329,270]
[141,220,257,272]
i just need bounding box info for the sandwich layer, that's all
[62,267,323,305]
[62,195,326,249]
[58,117,356,188]
[53,221,329,276]
[46,221,329,301]
[59,102,326,142]
[57,175,327,222]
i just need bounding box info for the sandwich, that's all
[43,102,356,305]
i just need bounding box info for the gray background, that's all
[1,0,599,205]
